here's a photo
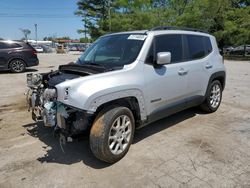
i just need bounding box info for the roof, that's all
[0,40,24,44]
[104,26,211,38]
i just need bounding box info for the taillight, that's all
[32,50,37,55]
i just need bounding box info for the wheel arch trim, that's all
[87,89,147,121]
[205,71,226,97]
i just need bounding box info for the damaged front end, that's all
[26,64,102,138]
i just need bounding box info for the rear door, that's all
[183,35,212,99]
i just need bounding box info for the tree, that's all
[20,29,31,42]
[75,0,250,46]
[75,0,112,39]
[80,37,91,43]
[57,36,71,40]
[43,36,54,41]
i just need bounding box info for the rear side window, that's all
[0,42,22,49]
[185,35,212,60]
[155,34,183,63]
[9,43,22,48]
[186,35,205,59]
[0,42,5,49]
[203,37,212,54]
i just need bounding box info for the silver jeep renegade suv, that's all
[26,26,226,163]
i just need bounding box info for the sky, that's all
[0,0,84,40]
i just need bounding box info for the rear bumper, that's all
[27,58,39,67]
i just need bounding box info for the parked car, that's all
[26,27,226,163]
[229,45,250,56]
[41,45,53,53]
[32,45,44,53]
[223,46,234,54]
[0,40,39,73]
[77,44,86,52]
[68,45,78,51]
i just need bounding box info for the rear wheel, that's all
[90,106,135,163]
[9,59,26,73]
[200,80,222,113]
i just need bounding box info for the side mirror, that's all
[156,52,171,65]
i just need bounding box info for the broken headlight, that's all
[27,73,43,88]
[43,88,57,100]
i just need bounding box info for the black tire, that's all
[90,106,135,163]
[200,80,222,113]
[9,59,26,73]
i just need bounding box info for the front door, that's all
[0,42,9,68]
[144,34,189,121]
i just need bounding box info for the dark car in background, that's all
[0,40,39,73]
[223,46,234,54]
[77,44,86,52]
[229,45,250,56]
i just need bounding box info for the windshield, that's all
[76,34,146,69]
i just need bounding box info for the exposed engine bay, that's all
[26,64,105,138]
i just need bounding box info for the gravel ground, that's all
[0,53,250,188]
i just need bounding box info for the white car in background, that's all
[32,45,44,53]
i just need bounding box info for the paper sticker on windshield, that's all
[128,35,147,41]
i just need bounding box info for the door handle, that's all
[205,64,213,69]
[178,68,188,76]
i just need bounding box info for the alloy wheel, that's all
[210,84,221,108]
[108,115,132,155]
[11,60,25,72]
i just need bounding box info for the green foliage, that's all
[222,5,250,45]
[76,0,250,46]
[43,36,72,41]
[80,37,93,43]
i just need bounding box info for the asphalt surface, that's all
[0,53,250,188]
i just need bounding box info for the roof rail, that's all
[150,26,208,33]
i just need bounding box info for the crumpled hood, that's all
[47,64,106,87]
[48,73,81,87]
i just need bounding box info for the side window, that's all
[9,43,22,48]
[0,42,4,49]
[155,34,183,63]
[0,42,21,49]
[186,35,205,60]
[0,42,7,49]
[146,43,154,64]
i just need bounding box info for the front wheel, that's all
[200,80,222,113]
[90,106,135,163]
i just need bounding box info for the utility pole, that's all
[34,24,37,44]
[84,13,87,41]
[108,0,111,31]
